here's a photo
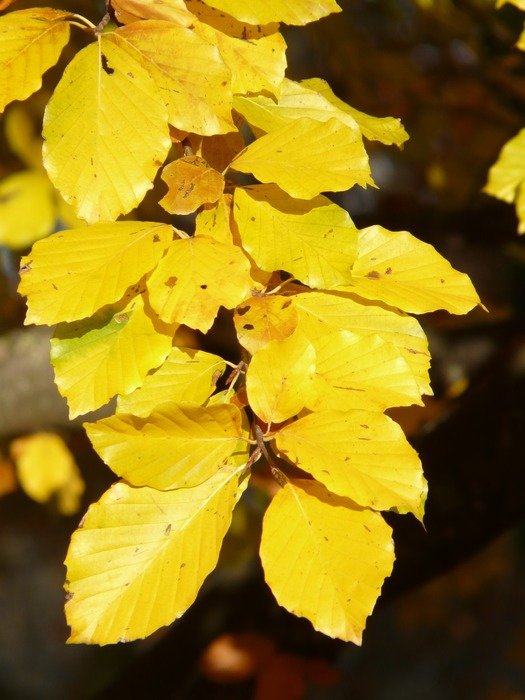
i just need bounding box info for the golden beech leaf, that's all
[190,131,246,173]
[260,479,394,644]
[234,295,299,355]
[116,21,235,136]
[246,330,316,424]
[301,78,409,146]
[195,195,235,245]
[275,411,427,518]
[0,170,55,248]
[11,432,84,515]
[85,403,244,489]
[0,8,71,113]
[160,156,225,215]
[484,128,525,233]
[18,221,173,326]
[65,465,248,644]
[230,118,373,200]
[198,0,341,25]
[117,347,226,417]
[43,33,170,223]
[147,235,253,333]
[51,295,174,419]
[233,185,358,288]
[293,291,431,395]
[342,225,482,315]
[304,330,423,412]
[233,78,360,135]
[111,0,195,24]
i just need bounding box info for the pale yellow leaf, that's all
[117,347,226,417]
[198,0,341,25]
[51,295,174,419]
[260,479,394,644]
[343,225,481,314]
[11,432,84,515]
[484,128,525,231]
[246,330,316,424]
[43,34,170,223]
[231,117,373,200]
[294,290,431,395]
[234,184,358,287]
[195,194,235,245]
[301,78,409,146]
[160,156,225,215]
[0,170,55,248]
[0,8,71,113]
[275,411,427,518]
[147,235,253,333]
[111,0,194,24]
[303,329,422,412]
[85,403,244,489]
[116,21,235,135]
[65,465,247,644]
[18,221,173,325]
[234,295,299,354]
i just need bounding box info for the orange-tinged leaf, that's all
[65,465,247,644]
[275,411,426,518]
[85,403,244,489]
[234,185,358,287]
[160,156,225,215]
[0,458,17,498]
[111,0,194,24]
[246,330,316,424]
[230,118,373,200]
[192,131,246,173]
[234,295,298,354]
[198,0,341,25]
[147,235,253,333]
[117,347,226,417]
[301,78,409,146]
[293,290,431,395]
[42,33,170,223]
[305,330,423,412]
[19,221,173,325]
[0,8,71,113]
[116,21,235,135]
[343,225,481,314]
[0,170,55,248]
[11,432,84,515]
[260,479,394,643]
[51,295,174,419]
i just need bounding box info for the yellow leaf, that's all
[230,117,373,199]
[198,0,341,25]
[65,465,247,644]
[111,0,195,24]
[304,330,423,412]
[51,295,174,419]
[234,184,358,287]
[160,156,225,215]
[275,411,427,518]
[85,403,244,489]
[19,221,173,325]
[147,235,253,333]
[294,290,431,395]
[116,21,235,136]
[195,194,235,245]
[0,8,71,113]
[343,225,481,315]
[117,347,226,417]
[484,128,525,232]
[4,104,43,169]
[0,170,55,249]
[301,78,409,146]
[233,78,359,134]
[11,432,84,515]
[246,330,316,424]
[42,33,171,223]
[260,479,394,644]
[234,295,299,354]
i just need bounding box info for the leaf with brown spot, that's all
[160,156,225,215]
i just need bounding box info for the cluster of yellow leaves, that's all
[485,0,525,230]
[1,0,481,646]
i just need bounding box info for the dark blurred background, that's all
[2,0,525,697]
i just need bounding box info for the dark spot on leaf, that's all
[65,591,74,602]
[153,234,160,243]
[250,216,256,221]
[180,562,186,568]
[360,424,369,429]
[52,283,58,290]
[166,277,178,288]
[164,524,172,535]
[20,262,31,274]
[366,270,381,279]
[440,279,445,283]
[101,53,114,75]
[236,305,250,316]
[127,71,134,78]
[364,525,371,532]
[324,536,329,541]
[243,323,254,330]
[385,267,392,275]
[200,284,208,289]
